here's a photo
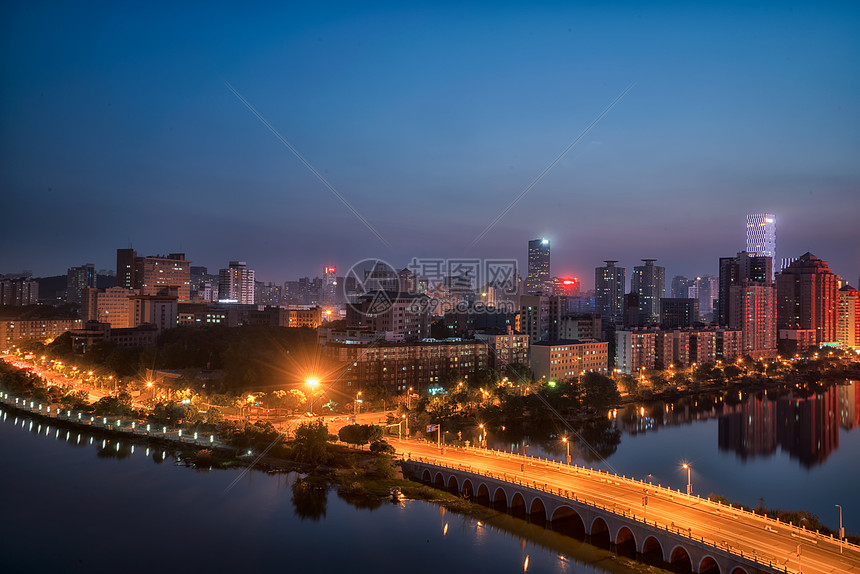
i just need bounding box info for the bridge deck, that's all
[394,439,859,574]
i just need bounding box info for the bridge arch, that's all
[668,544,692,573]
[550,505,585,539]
[698,555,720,574]
[589,516,610,549]
[461,479,474,499]
[446,475,458,493]
[510,492,526,516]
[614,526,636,558]
[491,486,508,507]
[421,469,431,483]
[641,536,664,567]
[475,483,490,504]
[433,472,445,489]
[529,497,547,522]
[728,568,748,574]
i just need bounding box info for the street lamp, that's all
[402,414,408,437]
[836,504,844,554]
[305,378,320,414]
[562,436,571,464]
[407,387,413,409]
[682,463,692,495]
[355,391,362,419]
[478,423,486,448]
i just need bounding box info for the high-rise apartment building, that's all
[695,275,717,318]
[117,250,192,302]
[595,261,625,325]
[66,264,96,305]
[520,295,550,343]
[525,239,551,295]
[0,278,39,306]
[746,213,776,261]
[116,249,136,290]
[219,261,256,304]
[776,253,838,345]
[631,259,665,325]
[671,276,696,299]
[837,285,860,349]
[718,251,776,358]
[717,252,772,326]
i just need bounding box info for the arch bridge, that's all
[403,458,790,574]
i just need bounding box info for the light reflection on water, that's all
[486,381,860,532]
[0,405,664,574]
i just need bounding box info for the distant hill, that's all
[35,274,116,301]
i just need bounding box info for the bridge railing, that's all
[0,390,222,448]
[401,437,859,553]
[406,457,800,574]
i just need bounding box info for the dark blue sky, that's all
[2,1,858,289]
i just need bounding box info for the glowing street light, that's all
[682,463,692,495]
[562,436,571,464]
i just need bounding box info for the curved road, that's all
[391,438,858,574]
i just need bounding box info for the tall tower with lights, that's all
[526,238,551,295]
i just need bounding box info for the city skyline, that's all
[1,3,858,287]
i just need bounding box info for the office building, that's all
[671,276,696,299]
[219,261,256,304]
[525,238,551,295]
[530,339,609,381]
[696,275,717,318]
[837,285,860,349]
[776,253,838,345]
[661,298,699,328]
[321,339,489,395]
[81,286,135,328]
[595,261,625,325]
[632,259,665,325]
[746,214,776,274]
[66,264,96,305]
[117,250,192,302]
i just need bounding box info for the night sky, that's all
[2,2,858,289]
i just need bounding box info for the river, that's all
[486,381,860,533]
[0,405,660,574]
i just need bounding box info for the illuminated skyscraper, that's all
[595,261,625,325]
[526,238,551,295]
[746,214,776,278]
[776,252,838,345]
[219,261,255,304]
[631,259,665,325]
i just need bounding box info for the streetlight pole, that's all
[836,504,844,554]
[407,387,413,410]
[355,391,362,420]
[562,437,570,464]
[682,463,692,495]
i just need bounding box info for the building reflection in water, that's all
[718,381,859,467]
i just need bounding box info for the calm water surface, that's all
[0,406,658,574]
[488,381,860,533]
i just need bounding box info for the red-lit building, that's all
[776,252,838,345]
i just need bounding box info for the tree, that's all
[505,363,533,384]
[581,372,621,409]
[291,420,331,465]
[338,424,383,447]
[369,439,395,455]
